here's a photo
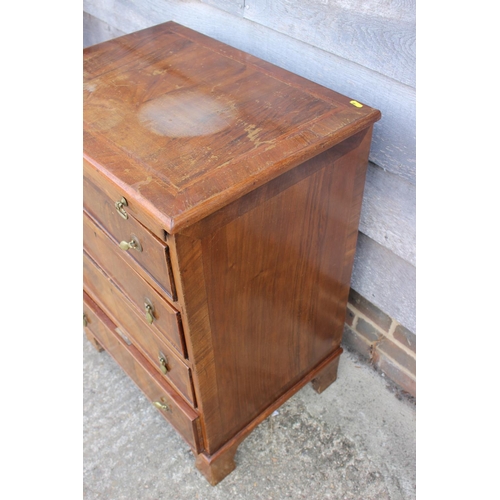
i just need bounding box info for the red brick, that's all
[348,288,392,332]
[373,350,416,397]
[342,325,372,361]
[393,324,416,353]
[345,306,356,327]
[376,337,415,375]
[355,317,380,343]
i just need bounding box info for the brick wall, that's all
[343,289,416,397]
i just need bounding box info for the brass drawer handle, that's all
[83,313,88,327]
[144,300,155,324]
[153,399,171,412]
[119,235,143,252]
[158,352,169,374]
[115,197,128,219]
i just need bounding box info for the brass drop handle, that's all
[119,235,142,252]
[153,400,171,412]
[115,197,128,219]
[83,313,88,327]
[158,352,169,374]
[144,301,155,324]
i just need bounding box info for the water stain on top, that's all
[138,89,237,138]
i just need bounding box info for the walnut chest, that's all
[83,21,381,485]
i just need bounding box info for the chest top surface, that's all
[84,21,380,233]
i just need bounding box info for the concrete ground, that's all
[83,335,416,499]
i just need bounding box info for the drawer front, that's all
[83,291,203,453]
[83,211,186,357]
[83,253,195,406]
[84,173,176,301]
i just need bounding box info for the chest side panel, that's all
[174,127,373,453]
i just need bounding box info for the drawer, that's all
[83,173,177,301]
[83,211,186,357]
[83,292,203,453]
[83,253,196,406]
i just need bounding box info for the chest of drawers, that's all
[83,21,380,485]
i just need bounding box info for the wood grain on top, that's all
[84,21,380,233]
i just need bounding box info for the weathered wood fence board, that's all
[352,233,416,332]
[198,0,417,88]
[361,163,416,266]
[84,12,125,48]
[244,0,416,88]
[200,0,244,16]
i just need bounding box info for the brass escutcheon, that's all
[115,197,128,219]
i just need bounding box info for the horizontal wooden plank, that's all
[360,163,415,266]
[351,233,416,333]
[83,11,125,48]
[83,0,416,183]
[200,0,244,16]
[244,0,416,88]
